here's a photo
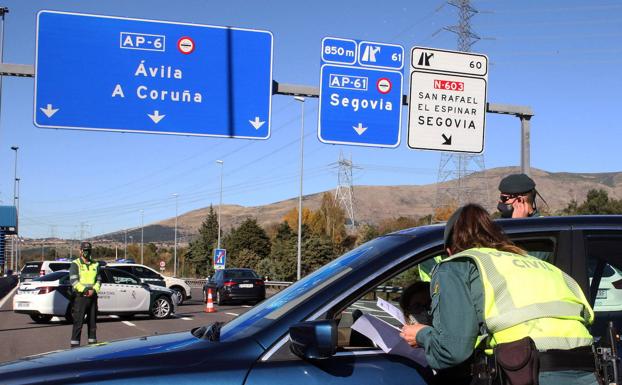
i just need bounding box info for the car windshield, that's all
[224,270,259,279]
[219,235,402,341]
[21,264,42,274]
[33,271,68,281]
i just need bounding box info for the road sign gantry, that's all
[318,37,404,148]
[35,11,273,139]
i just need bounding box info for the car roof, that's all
[390,215,622,237]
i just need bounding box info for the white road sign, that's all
[407,47,488,153]
[411,47,487,76]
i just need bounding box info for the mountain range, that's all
[94,166,622,243]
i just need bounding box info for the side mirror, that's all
[289,320,337,360]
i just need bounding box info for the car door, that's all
[99,268,150,313]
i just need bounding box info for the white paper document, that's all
[376,297,407,325]
[351,313,428,366]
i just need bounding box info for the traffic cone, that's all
[205,288,217,313]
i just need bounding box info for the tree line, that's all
[30,189,621,279]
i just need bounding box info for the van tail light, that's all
[612,280,622,290]
[223,281,237,287]
[39,270,45,277]
[38,286,57,295]
[255,280,264,286]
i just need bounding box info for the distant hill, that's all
[93,166,622,243]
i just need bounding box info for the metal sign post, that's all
[34,11,273,138]
[318,37,404,147]
[407,47,488,153]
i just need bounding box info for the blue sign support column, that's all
[318,37,404,147]
[35,11,273,139]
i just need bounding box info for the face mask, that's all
[83,251,92,260]
[497,202,514,218]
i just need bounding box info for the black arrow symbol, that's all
[442,134,452,145]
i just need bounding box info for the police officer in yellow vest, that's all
[69,241,101,348]
[400,204,598,385]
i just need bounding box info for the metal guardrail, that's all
[181,278,294,289]
[180,278,403,295]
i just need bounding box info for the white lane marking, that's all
[51,316,61,322]
[241,305,252,308]
[122,320,136,327]
[225,312,239,316]
[181,317,192,320]
[109,315,120,319]
[0,286,17,309]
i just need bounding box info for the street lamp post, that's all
[294,96,305,281]
[172,193,178,277]
[124,229,127,259]
[140,209,144,265]
[10,146,18,271]
[216,160,224,249]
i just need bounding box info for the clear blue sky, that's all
[0,0,620,239]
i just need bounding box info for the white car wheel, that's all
[151,297,172,319]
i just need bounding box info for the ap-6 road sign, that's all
[318,37,404,148]
[35,11,273,139]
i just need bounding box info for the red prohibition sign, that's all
[177,36,195,54]
[377,77,392,94]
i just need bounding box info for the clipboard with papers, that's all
[351,298,428,366]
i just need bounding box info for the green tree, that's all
[224,218,271,270]
[301,231,335,277]
[309,193,347,245]
[186,205,219,276]
[268,222,297,280]
[559,189,622,215]
[356,223,380,246]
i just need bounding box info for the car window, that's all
[330,252,441,350]
[49,262,71,272]
[33,271,68,282]
[512,237,556,262]
[21,263,42,274]
[224,270,259,279]
[113,265,133,274]
[220,236,402,341]
[214,270,223,281]
[107,268,140,285]
[133,266,161,278]
[585,236,622,316]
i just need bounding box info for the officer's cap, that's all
[498,173,535,194]
[443,206,464,249]
[80,241,92,251]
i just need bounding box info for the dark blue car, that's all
[2,216,622,384]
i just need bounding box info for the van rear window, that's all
[21,264,42,274]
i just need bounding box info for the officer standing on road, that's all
[497,173,543,218]
[400,204,598,385]
[69,241,101,348]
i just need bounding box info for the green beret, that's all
[498,173,535,194]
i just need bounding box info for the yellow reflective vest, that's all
[70,258,101,294]
[440,247,594,351]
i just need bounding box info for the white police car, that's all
[107,262,192,305]
[13,267,176,323]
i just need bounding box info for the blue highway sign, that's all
[35,11,273,139]
[318,37,404,147]
[214,248,227,270]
